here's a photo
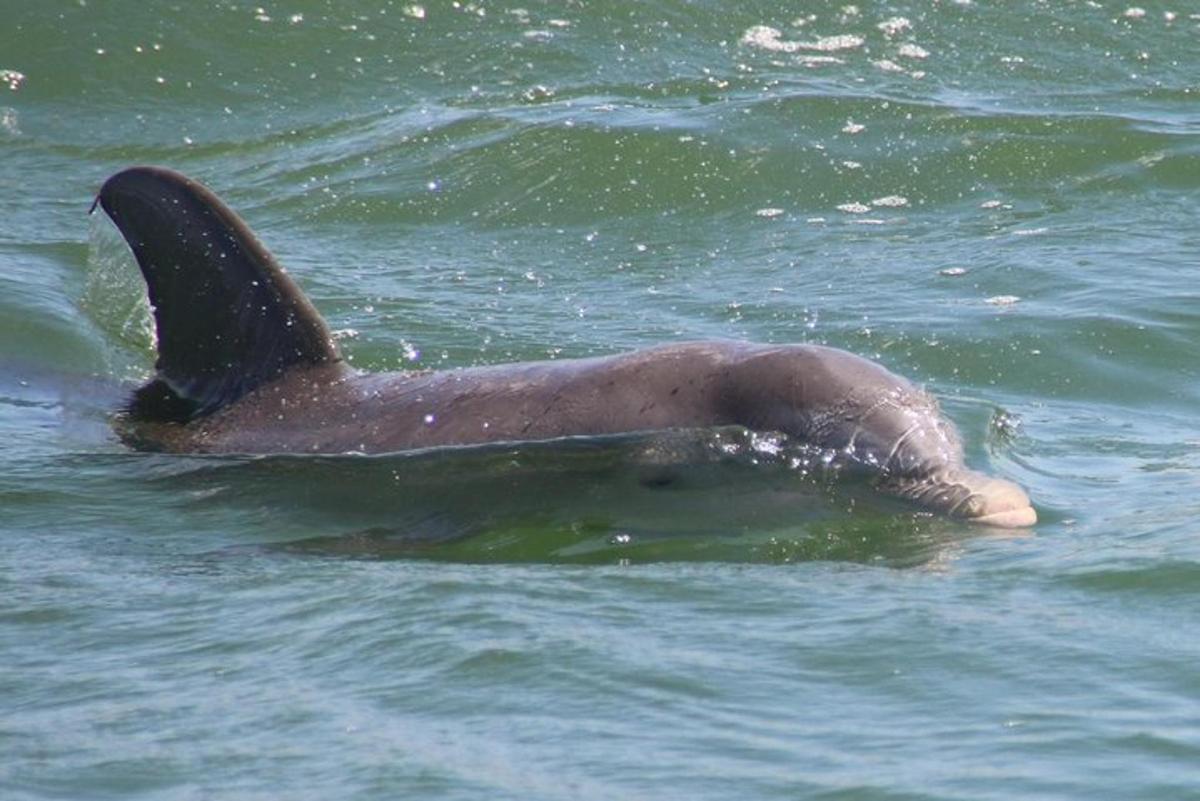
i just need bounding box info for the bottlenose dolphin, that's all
[94,166,1036,527]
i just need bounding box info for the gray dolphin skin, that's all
[95,166,1036,527]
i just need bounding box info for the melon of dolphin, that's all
[93,166,1035,527]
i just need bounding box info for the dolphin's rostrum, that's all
[95,166,1035,527]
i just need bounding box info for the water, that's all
[3,1,1200,797]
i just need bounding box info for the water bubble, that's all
[990,409,1023,443]
[750,432,784,457]
[522,84,555,103]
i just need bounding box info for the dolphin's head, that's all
[823,386,1037,528]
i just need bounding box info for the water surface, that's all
[3,2,1200,798]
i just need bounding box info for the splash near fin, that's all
[95,166,340,420]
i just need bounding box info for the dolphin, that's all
[93,166,1036,527]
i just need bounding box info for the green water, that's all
[3,1,1200,798]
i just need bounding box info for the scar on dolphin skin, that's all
[92,166,1035,528]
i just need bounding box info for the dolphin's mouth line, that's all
[890,470,1036,528]
[946,487,979,519]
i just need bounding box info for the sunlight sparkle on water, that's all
[0,70,25,91]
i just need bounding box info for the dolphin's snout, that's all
[883,469,1036,528]
[946,471,1037,528]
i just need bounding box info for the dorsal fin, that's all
[95,166,341,420]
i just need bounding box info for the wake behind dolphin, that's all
[93,166,1035,527]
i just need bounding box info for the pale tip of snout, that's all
[953,472,1037,528]
[970,503,1038,528]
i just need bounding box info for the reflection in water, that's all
[120,428,1013,565]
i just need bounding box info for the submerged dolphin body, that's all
[95,166,1035,527]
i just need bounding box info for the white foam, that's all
[740,26,863,53]
[798,56,845,67]
[740,26,794,52]
[878,17,912,37]
[806,34,865,52]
